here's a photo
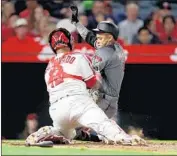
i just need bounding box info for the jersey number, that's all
[48,62,64,88]
[47,55,76,88]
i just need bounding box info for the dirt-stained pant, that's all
[49,95,125,140]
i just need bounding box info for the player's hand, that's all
[95,71,102,83]
[70,5,79,23]
[88,89,99,103]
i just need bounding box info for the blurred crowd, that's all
[2,0,177,51]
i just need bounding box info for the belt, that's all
[100,93,118,101]
[58,95,70,100]
[101,94,118,112]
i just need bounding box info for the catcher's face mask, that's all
[49,28,74,53]
[96,33,114,48]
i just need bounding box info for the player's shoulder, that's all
[69,51,87,59]
[97,45,115,56]
[97,44,124,61]
[70,52,93,65]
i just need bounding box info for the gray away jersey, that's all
[92,44,125,98]
[74,23,125,98]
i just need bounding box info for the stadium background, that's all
[2,0,177,140]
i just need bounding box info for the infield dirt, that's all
[2,140,177,154]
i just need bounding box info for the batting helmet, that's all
[48,28,74,53]
[93,21,119,40]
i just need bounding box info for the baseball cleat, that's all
[25,126,71,146]
[101,135,147,146]
[130,135,147,146]
[102,137,133,145]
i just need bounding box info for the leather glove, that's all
[70,5,79,23]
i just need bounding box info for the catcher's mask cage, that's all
[49,28,73,54]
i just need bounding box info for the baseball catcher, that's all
[25,28,146,146]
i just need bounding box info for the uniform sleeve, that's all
[80,55,97,88]
[75,22,97,48]
[93,49,109,72]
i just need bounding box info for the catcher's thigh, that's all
[76,101,126,141]
[49,99,77,140]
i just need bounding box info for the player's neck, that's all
[56,47,70,54]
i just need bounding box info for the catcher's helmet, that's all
[48,28,73,53]
[93,21,119,40]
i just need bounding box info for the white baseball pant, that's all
[49,94,126,141]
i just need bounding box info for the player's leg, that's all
[26,98,76,145]
[76,97,145,145]
[26,98,75,145]
[74,95,120,142]
[74,91,118,141]
[25,125,71,146]
[49,98,78,140]
[77,104,126,144]
[97,95,118,122]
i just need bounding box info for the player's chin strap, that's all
[25,126,71,147]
